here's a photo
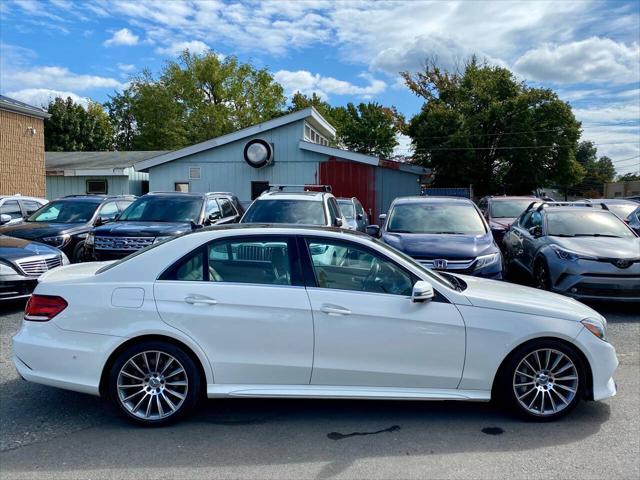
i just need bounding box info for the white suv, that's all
[240,185,346,228]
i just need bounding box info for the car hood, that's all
[382,232,496,259]
[0,222,88,239]
[490,218,517,229]
[92,221,193,237]
[0,235,60,261]
[551,236,640,259]
[458,274,601,322]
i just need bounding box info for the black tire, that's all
[499,339,585,421]
[72,241,85,263]
[107,340,202,426]
[533,257,552,290]
[501,250,511,280]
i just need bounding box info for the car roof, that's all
[197,223,369,237]
[146,191,206,197]
[257,191,326,201]
[57,195,135,202]
[596,199,638,205]
[488,196,537,201]
[393,196,474,205]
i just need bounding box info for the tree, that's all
[569,141,617,197]
[288,93,400,158]
[106,51,286,150]
[45,97,114,151]
[618,172,640,181]
[401,58,583,196]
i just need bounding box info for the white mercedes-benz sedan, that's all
[13,226,618,426]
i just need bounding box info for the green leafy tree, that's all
[106,51,286,150]
[617,172,640,181]
[401,58,583,195]
[570,141,617,197]
[45,97,114,151]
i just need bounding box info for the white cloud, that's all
[4,88,91,108]
[155,40,210,57]
[117,63,136,72]
[515,37,640,84]
[2,65,123,92]
[103,28,139,47]
[275,70,386,100]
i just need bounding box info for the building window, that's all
[175,182,190,192]
[304,121,329,146]
[251,181,270,200]
[86,179,108,194]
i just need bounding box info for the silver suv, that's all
[503,202,640,302]
[241,185,346,228]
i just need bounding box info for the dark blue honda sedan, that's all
[367,196,502,279]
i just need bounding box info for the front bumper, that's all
[0,275,37,301]
[574,327,618,401]
[13,319,123,396]
[548,258,640,302]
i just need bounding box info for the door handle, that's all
[184,295,217,306]
[320,304,351,316]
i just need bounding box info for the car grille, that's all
[573,283,640,298]
[414,257,476,272]
[16,255,62,277]
[95,236,154,251]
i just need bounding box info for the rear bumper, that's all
[13,320,123,396]
[0,277,37,301]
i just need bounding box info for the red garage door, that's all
[319,158,376,219]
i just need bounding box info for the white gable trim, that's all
[135,107,335,172]
[298,141,380,166]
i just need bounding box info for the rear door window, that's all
[0,200,22,219]
[218,198,236,218]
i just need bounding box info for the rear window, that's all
[338,201,356,218]
[241,199,326,225]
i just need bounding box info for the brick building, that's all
[0,95,50,197]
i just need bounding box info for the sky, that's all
[1,0,638,175]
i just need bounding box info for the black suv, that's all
[0,195,135,262]
[85,191,244,260]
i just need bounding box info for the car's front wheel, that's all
[503,340,585,421]
[108,341,202,426]
[533,258,552,290]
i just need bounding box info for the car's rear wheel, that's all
[503,340,585,421]
[108,341,201,426]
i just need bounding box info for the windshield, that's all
[241,200,327,225]
[490,199,534,218]
[547,211,636,238]
[27,200,98,223]
[337,201,356,218]
[387,202,486,235]
[119,196,203,222]
[607,203,637,219]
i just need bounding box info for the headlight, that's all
[581,317,606,341]
[475,252,500,269]
[85,232,95,246]
[0,262,18,276]
[550,245,596,261]
[153,236,171,245]
[41,235,70,248]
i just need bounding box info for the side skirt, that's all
[207,384,491,401]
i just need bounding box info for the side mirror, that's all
[208,212,222,223]
[378,213,387,222]
[365,224,380,237]
[0,214,11,225]
[356,213,363,221]
[334,217,343,228]
[529,226,542,237]
[412,280,435,303]
[94,216,105,226]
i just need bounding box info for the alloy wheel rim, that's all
[117,351,188,420]
[513,348,578,416]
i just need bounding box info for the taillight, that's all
[24,295,68,321]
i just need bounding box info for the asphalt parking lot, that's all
[0,298,638,480]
